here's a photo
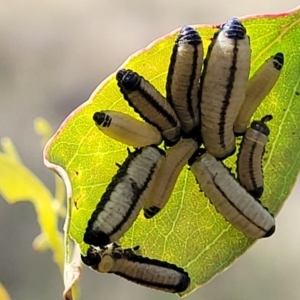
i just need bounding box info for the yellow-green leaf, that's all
[0,283,11,300]
[0,138,64,273]
[44,7,300,296]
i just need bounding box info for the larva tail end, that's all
[249,186,264,198]
[177,25,201,45]
[144,206,161,219]
[264,225,276,238]
[116,69,140,91]
[221,17,246,39]
[83,228,111,247]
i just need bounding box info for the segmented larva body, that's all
[93,110,162,147]
[116,69,181,146]
[84,146,165,247]
[166,25,204,134]
[144,138,199,218]
[190,152,275,239]
[234,53,284,134]
[199,18,251,158]
[237,115,272,198]
[81,244,190,294]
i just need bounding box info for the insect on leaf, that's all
[44,6,300,296]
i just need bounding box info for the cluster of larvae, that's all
[81,17,284,294]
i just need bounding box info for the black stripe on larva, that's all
[220,17,246,39]
[212,178,269,234]
[248,142,261,195]
[84,147,160,247]
[273,52,284,70]
[117,249,190,293]
[198,31,218,104]
[116,69,178,131]
[166,26,201,122]
[218,39,238,148]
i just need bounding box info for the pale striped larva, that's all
[234,53,284,134]
[93,110,162,147]
[116,69,181,146]
[166,25,204,134]
[84,146,165,247]
[144,138,199,218]
[237,115,272,198]
[81,244,190,293]
[189,152,275,239]
[199,17,251,158]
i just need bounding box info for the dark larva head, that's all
[116,69,140,91]
[93,112,106,125]
[176,273,191,293]
[83,228,110,247]
[220,17,246,39]
[176,25,202,45]
[144,206,161,219]
[250,114,273,136]
[264,224,276,237]
[81,247,101,268]
[273,52,284,70]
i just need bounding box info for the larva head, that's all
[81,247,101,269]
[84,228,111,247]
[144,206,161,219]
[98,254,115,273]
[250,115,273,136]
[116,69,140,91]
[273,52,284,70]
[220,17,246,39]
[264,224,276,238]
[93,112,106,126]
[176,25,202,45]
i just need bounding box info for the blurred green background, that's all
[0,1,299,299]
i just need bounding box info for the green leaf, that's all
[44,7,300,296]
[0,138,64,273]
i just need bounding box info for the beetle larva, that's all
[84,146,165,247]
[237,115,272,198]
[81,244,190,293]
[116,69,181,146]
[144,138,199,218]
[166,25,204,134]
[234,53,284,134]
[189,152,275,239]
[199,17,251,158]
[93,110,162,147]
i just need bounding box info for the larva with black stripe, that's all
[166,25,204,134]
[93,110,162,147]
[199,17,251,158]
[237,115,272,198]
[84,146,165,247]
[234,53,284,134]
[116,69,181,146]
[81,244,190,293]
[144,138,199,218]
[189,152,275,239]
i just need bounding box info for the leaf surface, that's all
[44,6,300,295]
[0,138,64,273]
